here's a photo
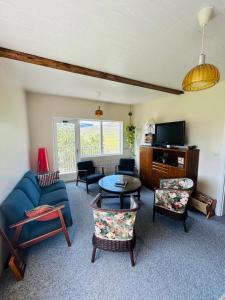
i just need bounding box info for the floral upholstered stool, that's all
[153,178,194,232]
[90,193,140,266]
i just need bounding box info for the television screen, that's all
[154,121,185,146]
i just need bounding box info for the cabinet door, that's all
[168,167,185,179]
[152,169,168,188]
[140,147,152,187]
[151,162,169,188]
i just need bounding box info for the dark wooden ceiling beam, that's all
[0,47,183,95]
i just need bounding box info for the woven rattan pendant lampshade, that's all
[182,7,220,92]
[182,61,220,91]
[95,106,103,118]
[94,91,103,118]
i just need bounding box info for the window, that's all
[53,118,123,174]
[55,121,76,173]
[80,120,101,156]
[80,120,123,157]
[102,121,121,155]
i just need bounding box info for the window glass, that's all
[80,121,101,156]
[102,121,121,155]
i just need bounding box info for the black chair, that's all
[115,158,137,177]
[76,161,104,193]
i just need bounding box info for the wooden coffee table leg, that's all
[120,193,124,209]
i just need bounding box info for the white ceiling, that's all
[0,0,225,104]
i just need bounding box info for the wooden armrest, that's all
[10,204,65,229]
[94,166,104,174]
[77,169,88,178]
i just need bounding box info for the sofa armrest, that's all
[10,204,65,229]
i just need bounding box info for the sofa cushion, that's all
[41,180,66,194]
[15,178,40,206]
[1,190,34,225]
[19,201,73,242]
[23,171,41,193]
[39,189,68,206]
[25,205,59,221]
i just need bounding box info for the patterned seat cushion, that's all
[93,210,137,241]
[41,180,66,194]
[155,189,190,214]
[160,178,194,191]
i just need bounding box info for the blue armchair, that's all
[115,158,137,177]
[76,161,104,193]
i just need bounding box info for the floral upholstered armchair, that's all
[153,178,194,232]
[90,193,140,266]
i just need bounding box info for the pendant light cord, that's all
[201,23,206,54]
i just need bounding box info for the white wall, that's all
[26,92,131,176]
[133,81,225,215]
[0,65,29,274]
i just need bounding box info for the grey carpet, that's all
[1,183,225,300]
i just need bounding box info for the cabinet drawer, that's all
[152,162,169,174]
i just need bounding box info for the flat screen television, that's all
[154,121,185,146]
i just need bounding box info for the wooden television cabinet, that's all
[140,145,199,190]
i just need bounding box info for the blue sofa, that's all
[0,171,73,246]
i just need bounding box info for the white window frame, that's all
[79,119,123,158]
[53,118,123,173]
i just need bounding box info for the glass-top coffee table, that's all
[98,175,142,209]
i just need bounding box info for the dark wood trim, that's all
[10,204,65,228]
[0,47,184,95]
[0,226,26,280]
[10,205,71,249]
[92,234,136,266]
[18,228,63,249]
